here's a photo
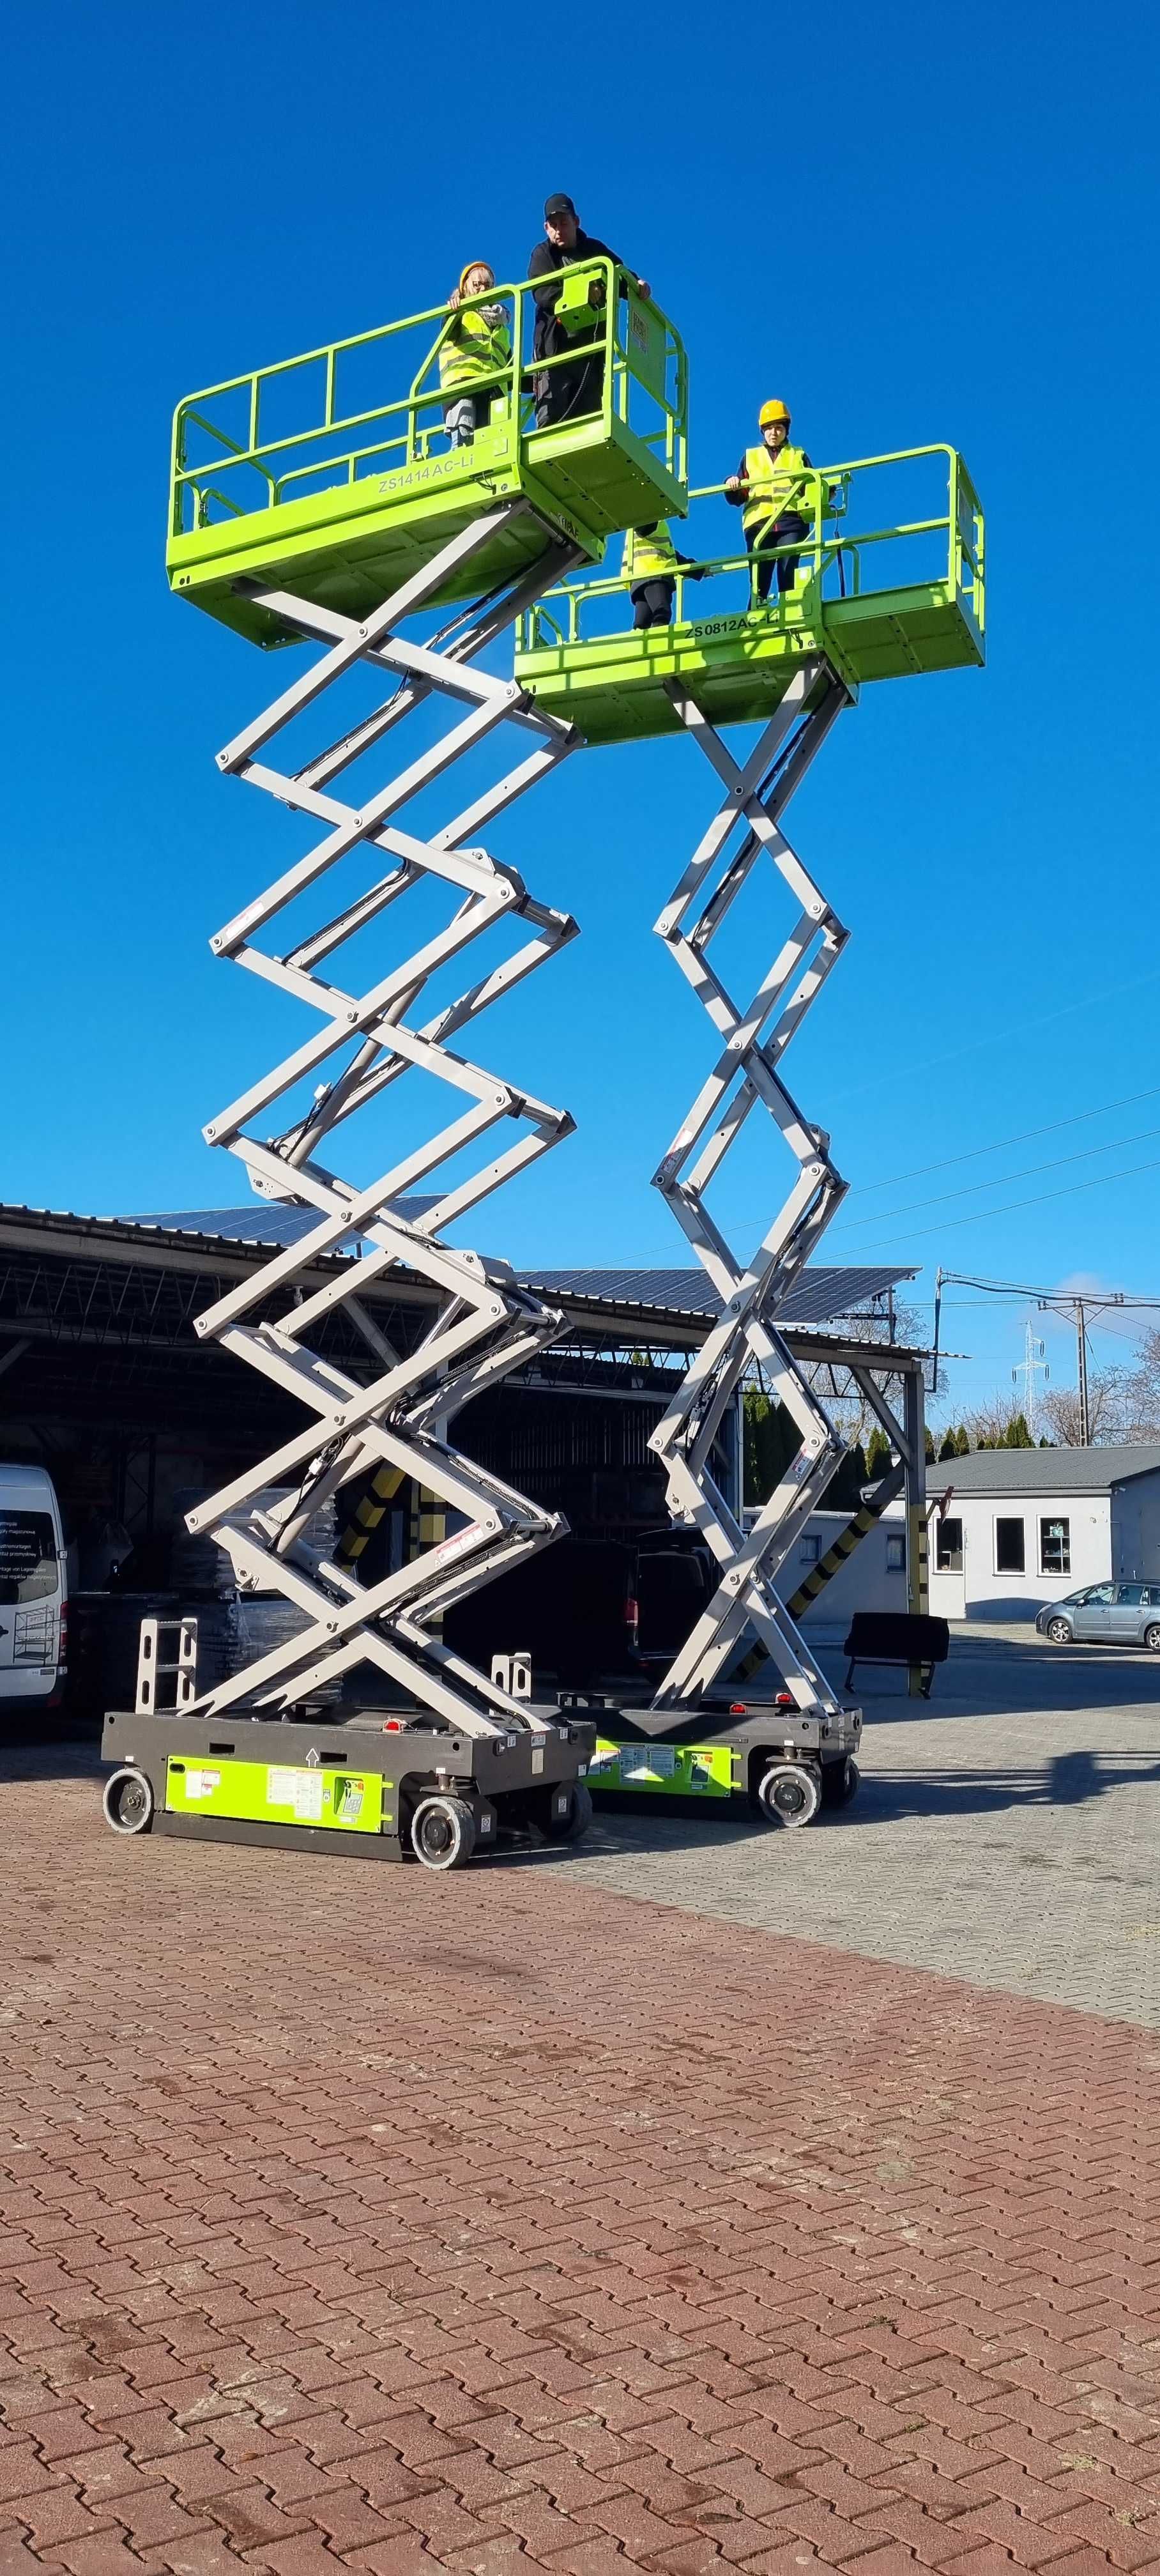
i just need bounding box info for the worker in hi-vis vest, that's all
[724,399,816,603]
[620,521,706,629]
[439,263,511,448]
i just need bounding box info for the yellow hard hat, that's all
[759,398,791,427]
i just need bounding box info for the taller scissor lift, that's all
[102,265,690,1869]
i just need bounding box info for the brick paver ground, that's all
[569,1628,1160,2028]
[3,1664,1160,2575]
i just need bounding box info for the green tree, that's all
[1003,1413,1034,1449]
[937,1429,958,1462]
[742,1390,800,1505]
[866,1427,892,1482]
[823,1441,869,1514]
[955,1425,970,1455]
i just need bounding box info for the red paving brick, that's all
[2,1785,1160,2575]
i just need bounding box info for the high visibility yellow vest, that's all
[621,522,679,583]
[742,441,814,533]
[439,304,511,395]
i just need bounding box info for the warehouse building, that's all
[0,1202,926,1689]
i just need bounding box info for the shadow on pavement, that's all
[836,1745,1160,1825]
[0,1713,102,1784]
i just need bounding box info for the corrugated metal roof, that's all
[2,1202,913,1336]
[132,1220,910,1330]
[131,1200,436,1252]
[928,1445,1160,1496]
[519,1264,914,1328]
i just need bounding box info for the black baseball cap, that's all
[544,192,576,219]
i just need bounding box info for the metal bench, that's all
[844,1611,950,1700]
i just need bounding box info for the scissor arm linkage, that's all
[186,504,586,1735]
[644,661,858,1722]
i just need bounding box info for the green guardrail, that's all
[517,446,985,650]
[169,264,688,543]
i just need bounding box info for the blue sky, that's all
[6,0,1157,1414]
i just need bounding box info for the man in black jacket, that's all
[528,194,651,429]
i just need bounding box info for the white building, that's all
[745,1503,910,1625]
[926,1446,1160,1620]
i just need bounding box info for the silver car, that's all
[1035,1581,1160,1648]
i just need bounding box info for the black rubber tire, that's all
[821,1756,860,1809]
[755,1761,821,1828]
[538,1781,593,1844]
[1046,1618,1073,1644]
[102,1767,155,1836]
[409,1793,477,1872]
[1145,1624,1160,1652]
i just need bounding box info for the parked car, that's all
[0,1465,68,1713]
[1035,1581,1160,1648]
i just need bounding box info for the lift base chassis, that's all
[561,1694,862,1814]
[101,1705,597,1865]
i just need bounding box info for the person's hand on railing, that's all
[724,473,747,499]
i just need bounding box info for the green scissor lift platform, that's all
[105,277,984,1870]
[167,262,687,648]
[514,446,984,741]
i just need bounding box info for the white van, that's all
[0,1466,68,1713]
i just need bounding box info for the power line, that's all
[830,1121,1160,1238]
[846,1082,1160,1197]
[930,1269,1160,1444]
[842,1151,1160,1257]
[826,967,1160,1106]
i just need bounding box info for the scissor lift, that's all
[102,269,689,1871]
[514,447,984,1825]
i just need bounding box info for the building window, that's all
[1040,1517,1071,1576]
[799,1535,820,1564]
[936,1515,963,1572]
[885,1533,906,1572]
[995,1517,1025,1574]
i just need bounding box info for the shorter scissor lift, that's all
[513,447,984,1825]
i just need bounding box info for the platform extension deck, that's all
[514,447,984,743]
[168,265,688,647]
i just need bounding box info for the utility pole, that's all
[1075,1298,1090,1446]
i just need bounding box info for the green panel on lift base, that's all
[589,1737,737,1797]
[164,1753,388,1834]
[168,413,686,650]
[514,583,984,746]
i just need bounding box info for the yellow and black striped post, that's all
[902,1367,929,1697]
[335,1462,406,1567]
[907,1504,933,1700]
[733,1465,904,1685]
[408,1485,446,1561]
